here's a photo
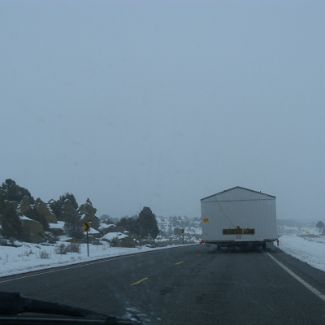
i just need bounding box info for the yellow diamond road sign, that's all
[203,217,209,224]
[83,222,90,232]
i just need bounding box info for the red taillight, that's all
[200,240,205,245]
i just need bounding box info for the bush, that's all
[39,250,50,259]
[23,249,33,256]
[138,238,158,248]
[110,237,136,248]
[65,243,80,253]
[55,243,67,254]
[55,243,80,254]
[44,232,56,244]
[89,238,101,245]
[0,238,16,247]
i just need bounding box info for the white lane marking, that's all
[267,252,325,303]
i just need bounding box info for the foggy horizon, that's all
[1,1,324,221]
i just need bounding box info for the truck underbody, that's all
[202,239,277,250]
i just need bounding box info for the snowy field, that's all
[0,241,188,278]
[279,224,325,272]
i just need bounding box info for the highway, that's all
[1,245,325,324]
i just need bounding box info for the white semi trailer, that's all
[201,186,278,249]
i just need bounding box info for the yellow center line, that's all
[175,261,184,265]
[130,277,149,286]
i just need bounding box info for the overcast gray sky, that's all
[0,0,324,220]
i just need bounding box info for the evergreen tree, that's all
[63,193,78,210]
[30,198,50,230]
[34,198,51,218]
[137,207,159,239]
[118,216,139,237]
[49,193,78,221]
[62,199,83,239]
[117,208,159,239]
[0,199,23,240]
[0,179,33,203]
[48,199,62,219]
[19,195,34,216]
[78,198,99,229]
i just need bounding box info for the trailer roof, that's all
[200,186,276,201]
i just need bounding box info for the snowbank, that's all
[280,234,325,272]
[0,241,189,278]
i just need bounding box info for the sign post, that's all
[83,222,91,257]
[86,231,89,257]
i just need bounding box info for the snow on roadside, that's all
[49,221,65,229]
[280,234,325,272]
[0,242,189,278]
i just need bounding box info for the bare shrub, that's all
[55,243,66,255]
[0,238,19,247]
[64,243,80,253]
[39,250,50,259]
[110,237,136,248]
[55,243,80,254]
[0,239,9,246]
[23,249,33,256]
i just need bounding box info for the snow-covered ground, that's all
[279,223,325,272]
[49,221,65,229]
[280,234,325,271]
[102,232,128,241]
[0,241,187,278]
[0,216,201,278]
[3,218,325,279]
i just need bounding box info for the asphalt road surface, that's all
[1,245,325,324]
